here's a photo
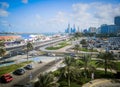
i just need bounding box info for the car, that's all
[47,53,56,56]
[17,51,25,55]
[0,74,13,83]
[70,53,77,57]
[25,65,33,70]
[14,68,25,75]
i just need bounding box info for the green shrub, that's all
[53,70,60,76]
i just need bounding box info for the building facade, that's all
[114,16,120,26]
[88,27,96,33]
[99,16,120,35]
[65,24,76,34]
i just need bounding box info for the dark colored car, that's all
[25,65,33,70]
[17,52,25,55]
[0,74,13,83]
[70,53,77,57]
[14,68,25,75]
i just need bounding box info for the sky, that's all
[0,0,120,33]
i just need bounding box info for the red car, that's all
[0,74,13,83]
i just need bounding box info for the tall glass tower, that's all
[114,16,120,26]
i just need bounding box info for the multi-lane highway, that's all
[1,36,69,60]
[5,36,69,51]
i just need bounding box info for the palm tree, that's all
[96,52,116,75]
[76,54,96,78]
[62,56,75,87]
[0,41,5,47]
[73,44,80,53]
[0,41,6,63]
[35,73,59,87]
[0,48,6,59]
[80,39,87,45]
[26,42,33,61]
[74,32,82,39]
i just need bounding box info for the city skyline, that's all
[0,0,120,33]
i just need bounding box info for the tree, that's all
[62,56,75,87]
[74,32,82,39]
[0,41,5,47]
[76,54,96,78]
[80,39,87,45]
[0,41,6,62]
[96,52,116,75]
[35,73,59,87]
[0,48,6,58]
[26,42,33,61]
[73,44,80,53]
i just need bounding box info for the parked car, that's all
[0,74,13,83]
[70,53,77,57]
[14,68,25,75]
[25,65,33,70]
[17,52,25,55]
[47,53,56,56]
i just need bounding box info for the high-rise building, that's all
[96,27,101,34]
[65,24,76,34]
[114,16,120,26]
[65,24,70,33]
[100,24,120,34]
[98,16,120,35]
[88,27,96,33]
[77,27,80,32]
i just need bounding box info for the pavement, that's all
[39,38,99,56]
[0,59,63,87]
[82,79,120,87]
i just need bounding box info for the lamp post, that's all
[28,72,33,87]
[91,72,94,80]
[106,46,109,53]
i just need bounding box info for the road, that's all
[5,36,69,51]
[0,59,62,87]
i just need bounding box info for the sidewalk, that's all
[82,79,120,87]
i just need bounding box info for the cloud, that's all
[0,2,9,9]
[6,2,120,33]
[0,20,8,25]
[24,3,120,32]
[0,9,9,17]
[50,11,68,23]
[45,11,69,32]
[22,0,28,4]
[70,3,120,29]
[0,2,9,17]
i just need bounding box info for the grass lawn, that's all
[79,59,120,71]
[46,41,70,50]
[57,69,114,87]
[116,62,120,71]
[59,80,82,87]
[80,48,98,52]
[0,61,32,76]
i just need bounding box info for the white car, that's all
[47,53,56,56]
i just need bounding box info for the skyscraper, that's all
[65,24,70,33]
[114,16,120,26]
[65,24,76,34]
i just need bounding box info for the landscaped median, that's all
[80,48,98,52]
[0,61,32,76]
[46,41,70,50]
[52,69,115,87]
